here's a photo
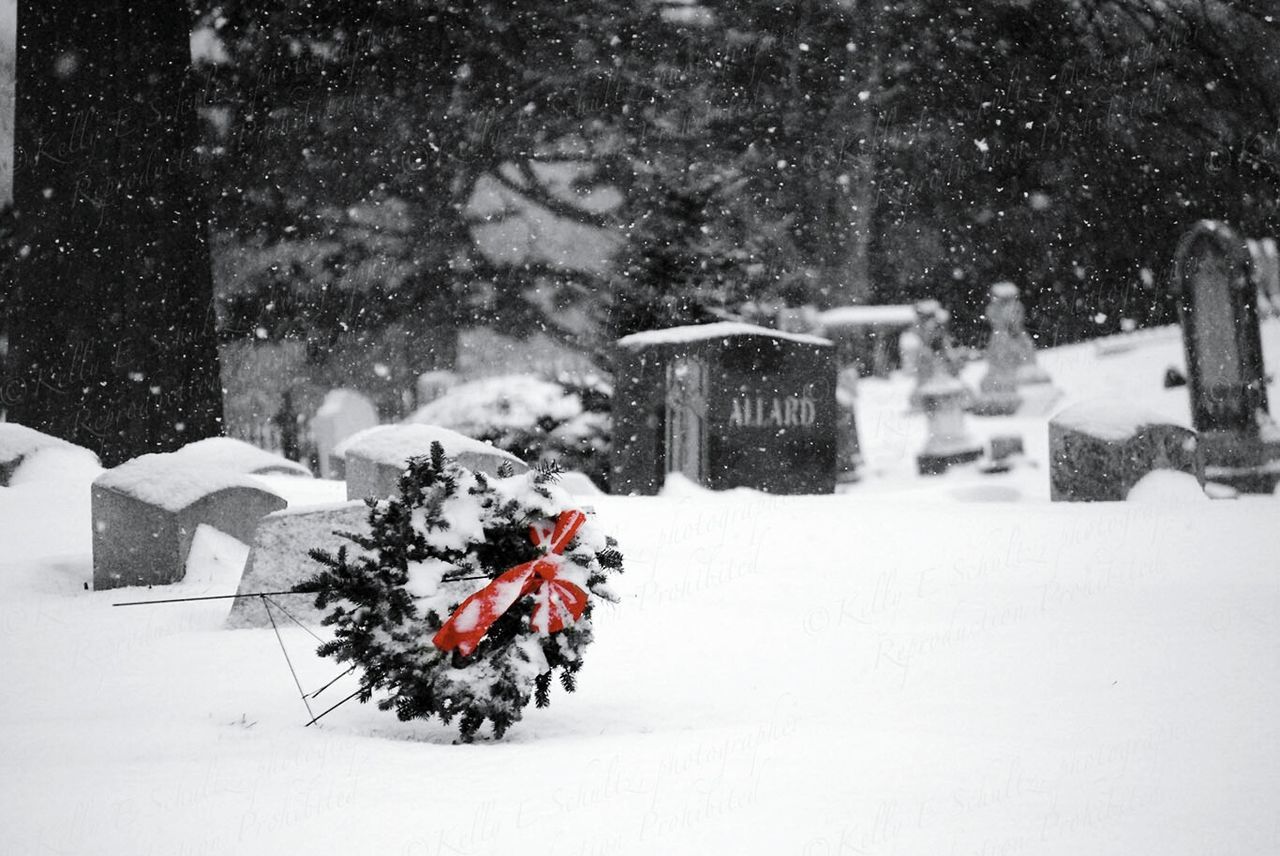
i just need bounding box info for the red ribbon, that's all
[432,510,590,657]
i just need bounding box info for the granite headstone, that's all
[613,322,837,495]
[1049,399,1202,501]
[1171,221,1280,492]
[339,423,529,501]
[92,454,286,590]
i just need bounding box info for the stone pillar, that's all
[916,377,983,475]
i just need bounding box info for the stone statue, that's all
[908,300,969,411]
[973,282,1057,416]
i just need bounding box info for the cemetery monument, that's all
[612,322,837,495]
[1171,221,1280,492]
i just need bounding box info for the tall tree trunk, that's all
[7,1,223,465]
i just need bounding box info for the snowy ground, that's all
[1,323,1277,855]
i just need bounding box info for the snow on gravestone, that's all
[310,388,379,479]
[414,369,459,407]
[339,423,529,502]
[0,423,99,485]
[225,500,369,629]
[92,457,286,590]
[1172,220,1280,492]
[162,436,312,477]
[228,447,605,630]
[613,322,837,495]
[1048,399,1202,502]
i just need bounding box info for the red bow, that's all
[433,510,590,657]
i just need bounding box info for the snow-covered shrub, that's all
[405,372,612,490]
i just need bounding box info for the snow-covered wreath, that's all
[298,442,623,741]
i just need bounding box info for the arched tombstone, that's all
[1171,221,1280,492]
[311,388,379,479]
[613,322,837,495]
[92,455,286,590]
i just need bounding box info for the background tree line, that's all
[6,0,1277,461]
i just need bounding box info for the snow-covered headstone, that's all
[165,436,311,477]
[92,453,286,590]
[310,388,379,479]
[1048,399,1202,502]
[0,423,98,485]
[414,369,459,408]
[1172,221,1280,492]
[614,322,837,494]
[225,501,370,629]
[339,424,528,501]
[819,303,916,378]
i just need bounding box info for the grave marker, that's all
[613,322,837,495]
[311,388,379,479]
[1171,221,1280,492]
[1049,399,1202,501]
[92,454,285,590]
[339,424,528,501]
[0,423,97,485]
[226,501,369,629]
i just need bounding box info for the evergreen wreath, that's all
[297,442,623,741]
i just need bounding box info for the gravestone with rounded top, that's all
[415,370,460,407]
[339,423,529,501]
[311,388,380,479]
[1171,221,1280,492]
[0,423,98,485]
[613,322,837,495]
[1049,399,1202,501]
[92,452,286,590]
[166,436,312,477]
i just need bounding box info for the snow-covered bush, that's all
[405,372,612,490]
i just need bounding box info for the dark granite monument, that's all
[613,322,837,495]
[1171,221,1280,492]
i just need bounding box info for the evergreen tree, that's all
[201,1,677,369]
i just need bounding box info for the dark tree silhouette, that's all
[6,1,223,465]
